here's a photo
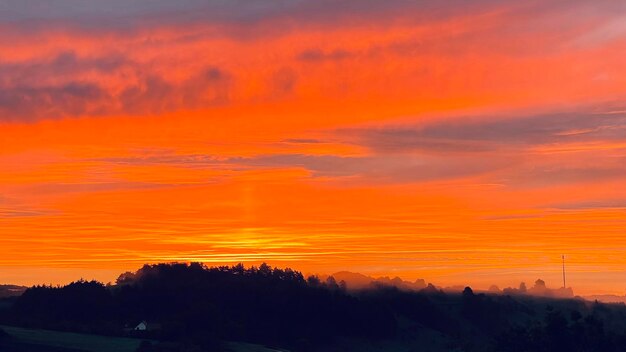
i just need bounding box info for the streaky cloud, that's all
[345,107,626,153]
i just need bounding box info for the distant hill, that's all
[0,285,26,298]
[327,271,427,291]
[327,271,578,299]
[585,294,626,304]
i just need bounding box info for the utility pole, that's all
[562,255,566,288]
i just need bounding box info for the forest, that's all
[2,263,626,352]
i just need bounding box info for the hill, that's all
[585,295,626,304]
[2,263,626,352]
[329,271,427,291]
[0,285,27,298]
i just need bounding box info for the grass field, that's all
[224,341,289,352]
[0,325,288,352]
[0,325,144,352]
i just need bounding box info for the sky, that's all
[1,0,626,295]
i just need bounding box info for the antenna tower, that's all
[562,255,566,288]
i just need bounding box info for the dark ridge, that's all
[1,263,626,352]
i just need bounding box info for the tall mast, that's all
[562,255,566,288]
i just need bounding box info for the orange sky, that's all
[1,0,626,295]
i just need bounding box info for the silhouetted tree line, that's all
[4,263,626,352]
[495,304,626,352]
[10,280,118,333]
[462,287,534,335]
[3,263,395,351]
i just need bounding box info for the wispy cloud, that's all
[0,209,51,218]
[548,199,626,210]
[345,108,626,153]
[0,60,231,120]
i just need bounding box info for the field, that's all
[0,325,287,352]
[0,325,143,352]
[224,342,289,352]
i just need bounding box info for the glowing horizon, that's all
[1,0,626,296]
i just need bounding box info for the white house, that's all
[134,321,147,331]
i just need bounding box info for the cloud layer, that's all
[0,0,625,294]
